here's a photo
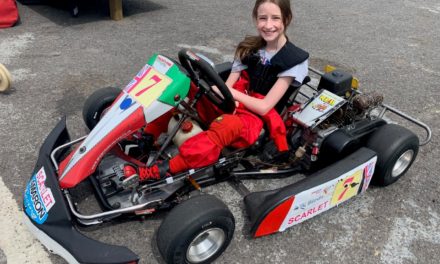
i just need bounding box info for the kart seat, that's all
[276,76,311,114]
[214,61,311,114]
[215,62,233,81]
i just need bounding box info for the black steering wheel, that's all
[178,49,235,113]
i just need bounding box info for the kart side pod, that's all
[244,147,377,237]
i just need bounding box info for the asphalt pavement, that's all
[0,0,439,263]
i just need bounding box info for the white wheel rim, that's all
[100,107,110,119]
[392,149,414,177]
[186,227,226,263]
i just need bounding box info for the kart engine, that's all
[318,91,384,129]
[284,84,384,169]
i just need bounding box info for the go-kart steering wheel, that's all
[178,49,235,113]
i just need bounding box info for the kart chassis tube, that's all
[64,189,163,225]
[377,103,431,145]
[307,67,431,145]
[51,135,86,171]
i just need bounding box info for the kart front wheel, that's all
[156,194,235,264]
[366,124,419,186]
[82,87,120,130]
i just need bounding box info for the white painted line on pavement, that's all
[0,176,52,263]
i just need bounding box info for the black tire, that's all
[157,194,235,264]
[366,124,419,186]
[82,87,120,130]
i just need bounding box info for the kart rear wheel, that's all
[157,194,235,264]
[366,124,419,186]
[82,87,120,130]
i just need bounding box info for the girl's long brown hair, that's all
[235,0,293,61]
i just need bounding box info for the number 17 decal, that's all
[135,74,162,96]
[126,66,172,108]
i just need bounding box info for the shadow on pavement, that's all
[19,0,165,26]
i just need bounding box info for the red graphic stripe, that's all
[59,107,146,188]
[255,196,295,237]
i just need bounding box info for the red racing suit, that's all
[167,71,288,174]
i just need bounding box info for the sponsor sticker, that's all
[292,89,345,127]
[119,96,134,110]
[24,167,56,224]
[319,93,337,106]
[186,50,199,61]
[278,156,377,232]
[281,181,335,230]
[125,66,172,109]
[153,55,174,73]
[311,103,328,112]
[330,170,362,206]
[361,161,376,192]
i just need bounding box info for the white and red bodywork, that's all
[251,154,376,237]
[57,55,186,188]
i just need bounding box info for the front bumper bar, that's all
[23,117,139,264]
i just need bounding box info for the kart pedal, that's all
[146,151,159,167]
[122,174,140,189]
[113,165,125,180]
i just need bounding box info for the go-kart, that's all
[23,49,432,264]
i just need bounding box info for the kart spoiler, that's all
[244,147,377,237]
[23,117,139,264]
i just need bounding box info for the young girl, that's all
[124,0,309,181]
